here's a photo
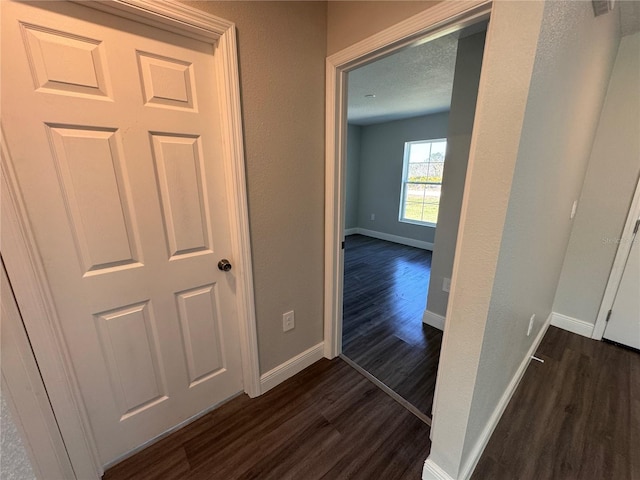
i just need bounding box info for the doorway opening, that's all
[334,17,488,421]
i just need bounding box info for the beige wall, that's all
[553,31,640,325]
[426,30,485,319]
[327,1,438,55]
[183,1,327,373]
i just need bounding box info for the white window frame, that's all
[398,138,447,227]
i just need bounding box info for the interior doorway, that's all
[333,16,488,420]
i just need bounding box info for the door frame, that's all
[1,262,76,480]
[1,1,259,477]
[592,173,640,340]
[323,0,492,359]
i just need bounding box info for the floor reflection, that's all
[342,234,443,417]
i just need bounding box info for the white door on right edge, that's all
[603,220,640,350]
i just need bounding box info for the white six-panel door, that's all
[2,0,244,465]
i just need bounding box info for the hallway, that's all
[104,358,431,480]
[104,326,639,479]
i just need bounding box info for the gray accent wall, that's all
[345,124,362,230]
[463,0,620,465]
[426,31,486,318]
[427,1,620,476]
[553,31,640,325]
[352,112,450,244]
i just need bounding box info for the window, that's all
[399,139,447,226]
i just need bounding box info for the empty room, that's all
[341,23,486,420]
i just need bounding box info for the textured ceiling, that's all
[347,34,458,126]
[347,22,487,126]
[346,5,637,127]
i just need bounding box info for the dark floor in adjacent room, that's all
[342,234,442,417]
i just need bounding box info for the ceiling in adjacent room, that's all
[347,34,458,126]
[347,22,487,126]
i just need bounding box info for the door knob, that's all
[217,259,232,272]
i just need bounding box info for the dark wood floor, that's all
[473,326,640,480]
[342,234,442,417]
[104,358,431,480]
[104,326,639,479]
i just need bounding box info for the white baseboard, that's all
[344,227,358,236]
[423,458,455,480]
[350,227,434,251]
[550,312,594,338]
[457,312,552,480]
[423,309,445,330]
[260,342,324,394]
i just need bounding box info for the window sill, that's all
[399,218,437,228]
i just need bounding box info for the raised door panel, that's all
[151,133,212,258]
[137,51,197,111]
[94,302,168,420]
[21,23,111,99]
[176,284,225,387]
[46,125,141,275]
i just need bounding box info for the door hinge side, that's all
[606,309,612,322]
[633,219,640,235]
[341,241,345,250]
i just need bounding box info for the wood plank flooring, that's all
[104,358,432,480]
[342,234,442,417]
[473,326,640,480]
[104,325,639,479]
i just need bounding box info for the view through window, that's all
[399,139,447,226]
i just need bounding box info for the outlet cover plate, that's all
[527,314,535,336]
[283,310,295,332]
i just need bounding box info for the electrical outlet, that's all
[527,314,536,336]
[283,310,295,332]
[570,200,578,219]
[442,277,451,293]
[370,213,375,221]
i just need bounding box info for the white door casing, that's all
[323,0,492,359]
[1,263,76,480]
[1,0,258,472]
[603,222,640,349]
